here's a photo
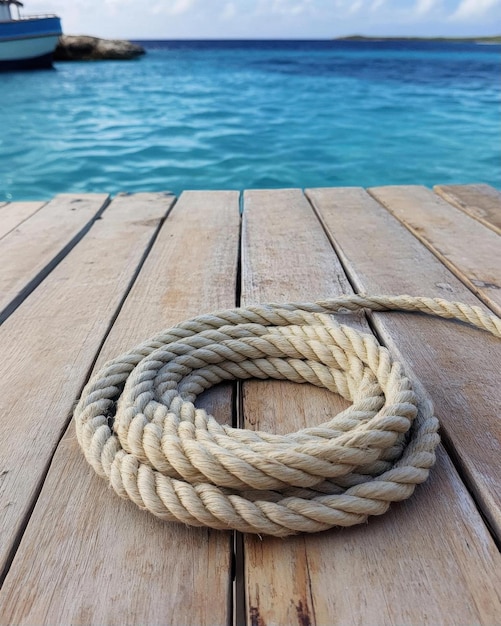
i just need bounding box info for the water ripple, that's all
[0,40,500,200]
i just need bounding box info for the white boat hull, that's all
[0,15,62,70]
[0,34,59,61]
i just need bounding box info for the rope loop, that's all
[74,294,500,536]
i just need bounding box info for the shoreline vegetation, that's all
[335,34,501,43]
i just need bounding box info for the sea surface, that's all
[0,40,500,201]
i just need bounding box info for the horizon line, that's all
[126,34,501,41]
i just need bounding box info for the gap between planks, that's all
[434,183,501,235]
[0,201,46,241]
[308,186,501,545]
[0,193,175,589]
[0,185,500,624]
[0,191,240,626]
[241,187,501,626]
[368,185,501,318]
[0,194,110,325]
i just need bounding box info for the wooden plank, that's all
[241,188,501,625]
[240,189,358,626]
[0,194,109,324]
[307,186,501,539]
[434,183,501,235]
[0,202,45,240]
[0,193,174,586]
[368,185,501,317]
[0,191,240,626]
[246,448,501,626]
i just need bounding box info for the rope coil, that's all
[74,294,500,537]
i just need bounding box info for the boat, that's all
[0,0,62,70]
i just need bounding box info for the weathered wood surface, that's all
[241,188,501,625]
[434,183,501,234]
[0,184,500,626]
[0,193,173,584]
[309,186,501,543]
[241,189,358,626]
[369,185,501,317]
[0,201,45,240]
[0,194,108,324]
[0,191,239,626]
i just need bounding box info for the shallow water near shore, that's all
[1,39,500,201]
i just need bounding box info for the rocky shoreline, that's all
[54,35,145,61]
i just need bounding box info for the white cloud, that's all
[19,0,501,40]
[156,0,197,17]
[221,2,236,20]
[25,0,85,10]
[370,0,387,11]
[289,3,305,15]
[253,0,315,17]
[349,0,365,14]
[450,0,501,20]
[414,0,436,16]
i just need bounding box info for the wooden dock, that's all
[0,184,500,625]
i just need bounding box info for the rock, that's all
[54,35,145,61]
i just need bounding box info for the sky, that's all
[26,0,501,39]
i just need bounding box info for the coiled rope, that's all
[74,294,500,537]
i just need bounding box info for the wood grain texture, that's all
[241,189,359,626]
[2,186,500,626]
[0,191,240,626]
[241,188,441,626]
[368,185,501,317]
[0,193,173,588]
[266,446,501,626]
[307,186,501,544]
[242,188,501,626]
[0,202,45,240]
[0,194,108,324]
[434,183,501,235]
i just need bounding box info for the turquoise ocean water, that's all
[0,40,500,201]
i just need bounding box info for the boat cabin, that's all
[0,0,22,22]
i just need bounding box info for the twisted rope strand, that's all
[74,294,500,536]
